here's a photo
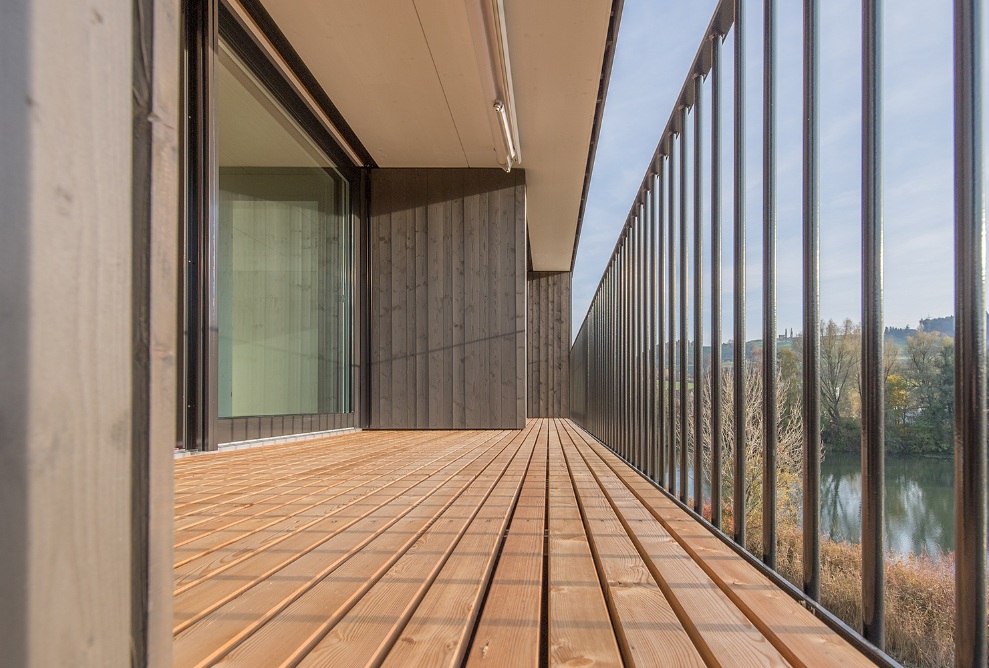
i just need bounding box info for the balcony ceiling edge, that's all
[255,0,621,272]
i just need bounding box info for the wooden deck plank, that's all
[561,421,790,667]
[216,428,531,667]
[173,432,430,499]
[173,433,458,551]
[560,423,706,667]
[462,421,546,667]
[545,419,624,668]
[172,431,508,635]
[171,420,880,668]
[171,433,491,590]
[173,431,517,666]
[173,433,377,490]
[565,421,873,668]
[299,422,540,668]
[175,440,420,519]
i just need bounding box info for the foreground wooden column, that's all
[0,0,179,665]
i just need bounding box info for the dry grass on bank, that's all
[747,523,960,668]
[702,506,971,667]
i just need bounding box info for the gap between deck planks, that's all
[172,419,874,668]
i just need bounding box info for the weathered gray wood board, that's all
[0,0,179,665]
[527,271,572,417]
[370,169,526,429]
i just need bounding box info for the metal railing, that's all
[569,1,985,665]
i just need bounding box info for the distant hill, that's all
[885,313,989,346]
[884,324,916,347]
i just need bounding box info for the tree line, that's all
[784,318,956,455]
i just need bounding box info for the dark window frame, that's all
[181,0,369,450]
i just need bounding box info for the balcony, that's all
[3,0,985,664]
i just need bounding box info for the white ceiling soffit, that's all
[258,0,614,271]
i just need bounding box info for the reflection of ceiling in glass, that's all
[217,40,335,169]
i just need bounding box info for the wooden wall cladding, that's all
[527,271,572,417]
[370,169,526,429]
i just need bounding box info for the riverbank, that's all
[758,523,961,668]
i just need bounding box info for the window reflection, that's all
[216,40,351,417]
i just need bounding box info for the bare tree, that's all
[697,362,806,531]
[821,318,860,430]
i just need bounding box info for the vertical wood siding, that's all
[527,272,572,418]
[1,0,180,664]
[370,169,526,429]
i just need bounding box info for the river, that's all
[821,451,955,558]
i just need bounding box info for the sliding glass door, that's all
[217,41,351,418]
[182,1,360,450]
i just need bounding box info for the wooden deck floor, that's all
[173,418,873,667]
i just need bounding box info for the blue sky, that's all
[572,0,970,342]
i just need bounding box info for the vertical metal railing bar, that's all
[693,73,705,514]
[591,298,595,434]
[610,263,614,448]
[591,286,596,433]
[629,228,635,463]
[627,233,633,462]
[640,196,647,473]
[618,250,624,457]
[641,190,648,475]
[628,231,634,463]
[650,175,659,482]
[616,248,621,455]
[733,0,748,548]
[644,197,651,473]
[680,109,690,503]
[640,200,648,471]
[615,240,628,457]
[860,0,885,648]
[606,268,612,447]
[640,208,645,470]
[614,259,618,451]
[622,240,629,461]
[597,287,602,437]
[762,0,779,570]
[600,273,604,440]
[622,234,635,460]
[615,250,621,456]
[594,279,599,437]
[600,273,604,441]
[630,217,637,466]
[593,306,597,433]
[802,0,822,602]
[953,0,987,665]
[628,218,640,469]
[628,219,634,464]
[658,159,668,487]
[613,260,618,450]
[612,245,625,452]
[611,243,625,453]
[711,31,724,531]
[669,136,678,491]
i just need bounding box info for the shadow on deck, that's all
[172,418,872,667]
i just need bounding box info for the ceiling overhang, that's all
[257,0,621,271]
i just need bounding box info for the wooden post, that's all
[0,0,179,664]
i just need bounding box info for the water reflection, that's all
[820,452,955,558]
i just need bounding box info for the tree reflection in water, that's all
[820,451,954,558]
